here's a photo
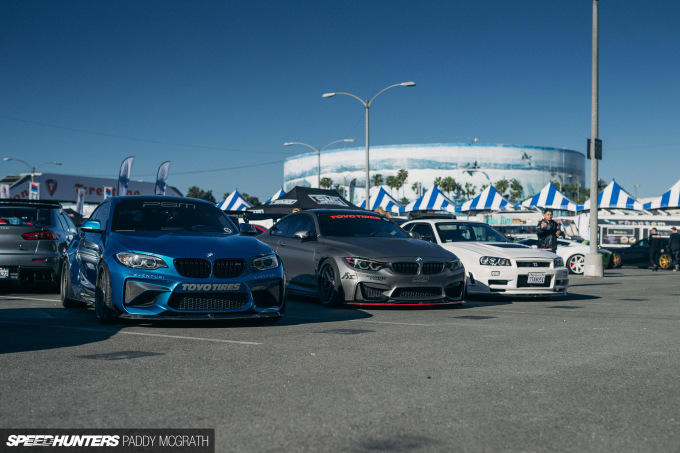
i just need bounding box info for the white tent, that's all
[577,180,644,211]
[643,179,680,210]
[359,186,403,213]
[455,185,519,212]
[264,187,286,204]
[217,190,253,212]
[399,185,456,213]
[520,182,578,212]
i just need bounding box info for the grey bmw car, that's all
[258,209,466,306]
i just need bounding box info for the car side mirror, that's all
[409,231,421,239]
[293,230,314,240]
[80,220,102,233]
[239,223,258,236]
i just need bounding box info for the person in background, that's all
[647,227,666,272]
[668,226,680,272]
[536,208,563,254]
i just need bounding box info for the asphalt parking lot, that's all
[1,268,679,453]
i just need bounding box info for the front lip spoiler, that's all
[345,300,465,307]
[117,312,283,320]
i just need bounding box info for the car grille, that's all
[517,275,553,288]
[174,259,211,278]
[392,287,443,299]
[213,259,245,278]
[359,284,388,300]
[174,258,245,278]
[516,261,550,268]
[168,292,249,311]
[390,262,445,275]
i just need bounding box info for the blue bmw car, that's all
[61,196,285,324]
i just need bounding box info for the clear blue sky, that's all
[2,0,678,202]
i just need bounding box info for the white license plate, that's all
[527,273,545,284]
[0,268,8,279]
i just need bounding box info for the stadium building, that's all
[284,143,585,203]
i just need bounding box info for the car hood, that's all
[109,231,273,259]
[320,236,457,261]
[440,241,557,259]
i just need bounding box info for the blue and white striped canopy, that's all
[399,185,456,213]
[455,185,519,212]
[359,186,403,213]
[520,182,577,212]
[264,187,286,204]
[643,179,680,210]
[217,190,253,212]
[577,180,644,211]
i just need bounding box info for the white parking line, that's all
[0,295,60,303]
[0,320,262,345]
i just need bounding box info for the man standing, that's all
[668,226,680,271]
[536,209,563,254]
[647,227,666,271]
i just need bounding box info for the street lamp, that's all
[323,81,415,207]
[3,157,62,183]
[284,139,355,188]
[632,184,640,199]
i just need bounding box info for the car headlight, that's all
[115,252,168,270]
[553,257,565,268]
[479,256,511,266]
[445,259,462,271]
[344,257,386,271]
[252,254,279,271]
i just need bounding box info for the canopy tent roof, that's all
[398,185,456,213]
[359,186,403,213]
[245,186,363,219]
[643,179,680,210]
[520,182,578,212]
[217,189,253,212]
[455,185,519,212]
[264,187,286,204]
[577,180,644,211]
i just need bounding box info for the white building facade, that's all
[284,143,585,204]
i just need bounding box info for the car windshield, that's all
[111,200,237,234]
[435,222,510,243]
[0,207,52,226]
[317,213,408,238]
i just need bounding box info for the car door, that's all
[76,202,110,294]
[276,213,318,292]
[622,239,649,266]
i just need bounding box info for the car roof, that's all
[105,196,216,206]
[403,218,487,226]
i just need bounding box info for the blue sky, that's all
[1,0,678,202]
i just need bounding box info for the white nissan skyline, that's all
[402,218,569,298]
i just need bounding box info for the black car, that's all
[0,199,77,288]
[616,238,672,269]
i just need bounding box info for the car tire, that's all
[659,254,672,270]
[611,253,622,268]
[61,261,84,308]
[317,259,344,307]
[95,263,117,324]
[567,254,585,274]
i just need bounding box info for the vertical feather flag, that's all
[155,161,171,196]
[117,156,134,196]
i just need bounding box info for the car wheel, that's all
[659,254,672,270]
[95,263,117,324]
[611,253,622,268]
[61,261,84,308]
[317,260,344,307]
[567,254,585,274]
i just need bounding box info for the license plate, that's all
[0,268,8,279]
[527,273,545,284]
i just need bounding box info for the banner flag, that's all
[29,183,39,200]
[76,188,86,215]
[104,186,113,199]
[0,184,9,199]
[349,179,356,204]
[155,161,171,196]
[117,156,134,196]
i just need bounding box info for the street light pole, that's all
[632,184,640,199]
[3,157,62,183]
[323,81,415,207]
[284,139,355,188]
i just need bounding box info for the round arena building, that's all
[283,143,585,203]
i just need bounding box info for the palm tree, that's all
[319,177,333,189]
[509,179,524,203]
[434,177,443,189]
[495,179,509,196]
[396,169,408,198]
[385,176,399,195]
[464,182,476,198]
[441,176,460,198]
[372,174,383,187]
